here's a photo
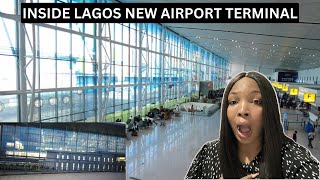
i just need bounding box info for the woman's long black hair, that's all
[219,71,291,178]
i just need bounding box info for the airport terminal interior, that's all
[1,0,320,180]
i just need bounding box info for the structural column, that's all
[18,0,27,122]
[137,23,143,114]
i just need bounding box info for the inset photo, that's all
[0,123,126,180]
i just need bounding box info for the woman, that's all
[186,71,319,179]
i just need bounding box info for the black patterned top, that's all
[186,140,319,179]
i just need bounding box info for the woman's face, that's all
[227,77,263,145]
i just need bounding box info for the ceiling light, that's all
[288,52,291,54]
[252,42,254,44]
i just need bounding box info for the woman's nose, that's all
[237,112,249,116]
[237,102,249,117]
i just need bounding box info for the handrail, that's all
[280,113,305,116]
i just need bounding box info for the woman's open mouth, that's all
[237,125,252,139]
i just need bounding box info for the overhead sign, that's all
[282,85,288,92]
[303,93,316,103]
[271,82,277,87]
[290,88,298,96]
[278,72,298,82]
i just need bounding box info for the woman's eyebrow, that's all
[229,90,261,95]
[250,90,261,94]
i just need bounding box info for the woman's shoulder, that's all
[185,139,221,179]
[204,139,220,147]
[200,139,220,153]
[281,140,319,178]
[282,140,318,162]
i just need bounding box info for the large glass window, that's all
[0,1,229,123]
[0,17,17,91]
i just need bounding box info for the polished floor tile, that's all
[126,111,221,180]
[126,108,320,180]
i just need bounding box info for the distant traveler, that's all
[308,130,315,148]
[129,116,133,122]
[191,104,194,115]
[186,71,319,179]
[293,131,297,142]
[175,104,181,117]
[176,104,180,113]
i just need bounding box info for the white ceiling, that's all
[121,0,320,71]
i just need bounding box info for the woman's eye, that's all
[253,99,262,104]
[229,100,238,105]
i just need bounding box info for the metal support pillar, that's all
[18,0,27,122]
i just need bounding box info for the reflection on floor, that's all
[126,108,320,180]
[126,111,221,180]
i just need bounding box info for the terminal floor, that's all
[0,172,125,180]
[126,108,320,180]
[281,108,320,162]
